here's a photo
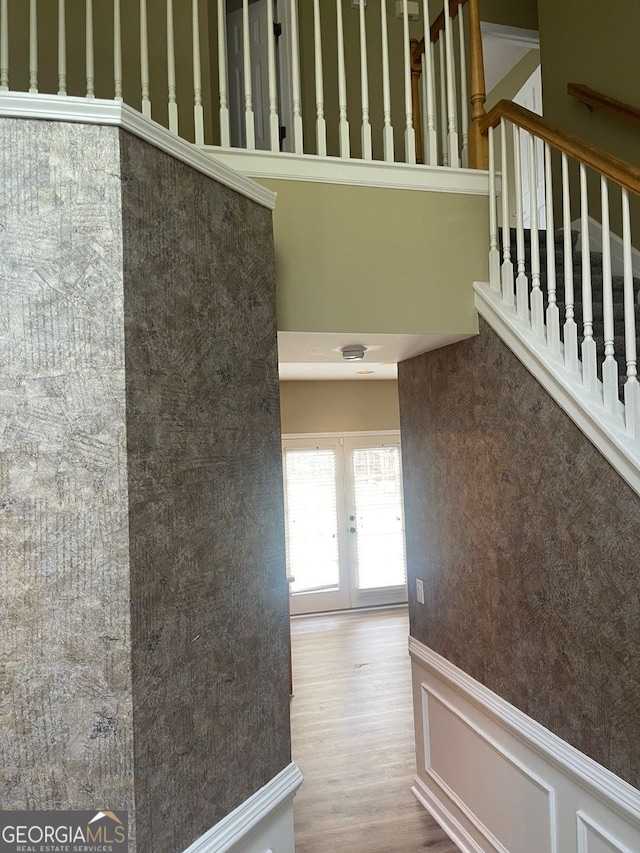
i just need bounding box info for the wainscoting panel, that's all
[410,639,640,853]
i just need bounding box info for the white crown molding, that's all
[206,147,491,196]
[181,762,303,853]
[409,638,640,826]
[0,92,276,210]
[474,281,640,498]
[480,22,540,48]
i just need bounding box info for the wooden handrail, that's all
[409,0,487,169]
[480,100,640,195]
[568,83,640,130]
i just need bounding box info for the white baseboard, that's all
[571,215,640,281]
[182,762,303,853]
[410,638,640,853]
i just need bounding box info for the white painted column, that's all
[601,176,619,413]
[217,0,230,146]
[29,0,37,93]
[58,0,67,96]
[544,142,560,355]
[359,0,372,160]
[579,163,597,393]
[622,188,640,437]
[562,152,579,374]
[140,0,152,118]
[336,0,350,158]
[380,0,394,162]
[193,0,205,144]
[402,0,416,164]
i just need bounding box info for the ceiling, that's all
[278,331,475,381]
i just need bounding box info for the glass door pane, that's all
[283,440,349,614]
[345,439,408,608]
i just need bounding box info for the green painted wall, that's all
[259,179,486,336]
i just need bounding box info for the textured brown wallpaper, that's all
[399,317,640,789]
[120,132,291,853]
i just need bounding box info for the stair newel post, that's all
[402,0,416,164]
[529,133,544,338]
[467,0,487,170]
[579,163,597,393]
[544,143,560,354]
[500,118,514,306]
[359,0,372,160]
[561,152,579,374]
[313,0,327,156]
[513,123,529,322]
[622,188,640,437]
[266,0,280,152]
[487,126,500,291]
[422,0,437,165]
[601,176,619,414]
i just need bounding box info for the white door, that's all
[226,0,294,151]
[283,434,408,615]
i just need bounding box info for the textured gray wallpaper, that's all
[0,121,135,814]
[1,117,291,853]
[399,317,640,789]
[120,132,291,853]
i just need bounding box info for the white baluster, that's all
[561,153,579,374]
[29,0,37,93]
[140,0,151,118]
[457,3,469,168]
[420,54,428,163]
[114,0,123,101]
[217,0,230,146]
[167,0,179,135]
[438,38,447,166]
[500,118,514,306]
[622,188,640,437]
[544,143,560,355]
[241,0,255,148]
[422,0,437,165]
[313,0,326,156]
[488,126,500,291]
[290,0,303,152]
[267,0,280,152]
[58,0,67,96]
[85,0,94,98]
[600,176,618,414]
[579,164,597,393]
[192,0,204,144]
[529,133,544,337]
[336,0,350,158]
[380,0,394,162]
[359,0,372,160]
[443,0,459,168]
[402,0,416,164]
[0,0,7,91]
[513,124,528,322]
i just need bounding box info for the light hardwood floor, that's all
[290,606,460,853]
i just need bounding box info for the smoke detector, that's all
[340,345,367,361]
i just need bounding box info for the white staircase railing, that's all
[476,100,640,494]
[0,0,488,167]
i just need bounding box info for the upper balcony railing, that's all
[0,0,487,170]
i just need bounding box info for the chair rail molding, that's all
[182,762,303,853]
[409,638,640,853]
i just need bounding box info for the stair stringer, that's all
[474,280,640,498]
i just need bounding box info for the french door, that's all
[282,434,408,615]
